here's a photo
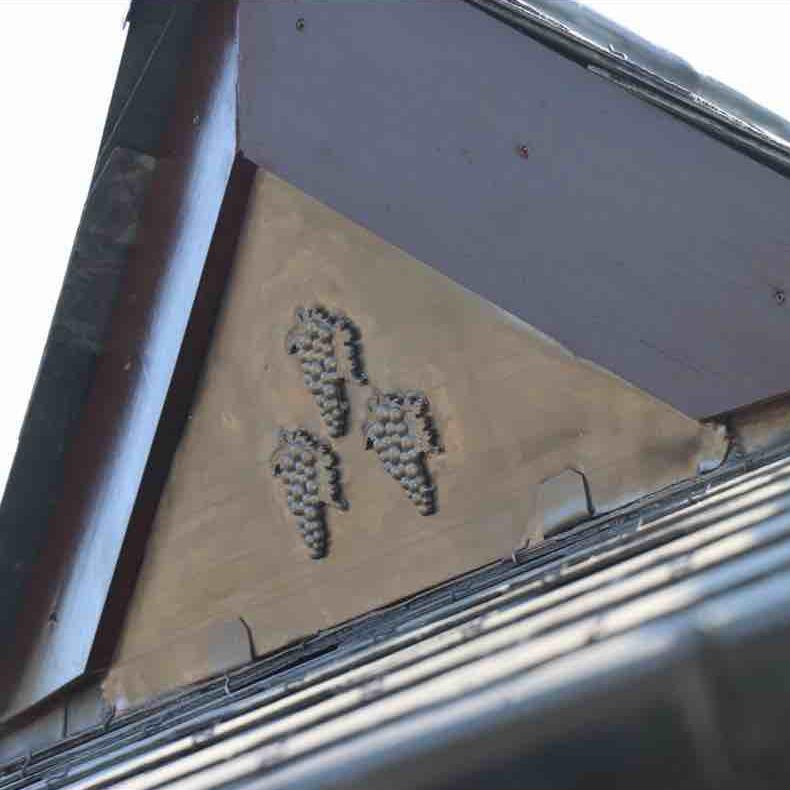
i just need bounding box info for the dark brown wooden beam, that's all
[1,0,246,719]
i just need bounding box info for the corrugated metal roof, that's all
[3,442,790,788]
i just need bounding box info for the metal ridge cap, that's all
[473,0,790,161]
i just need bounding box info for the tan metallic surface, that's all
[729,395,790,456]
[105,172,724,707]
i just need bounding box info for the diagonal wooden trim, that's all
[90,153,257,673]
[1,0,244,720]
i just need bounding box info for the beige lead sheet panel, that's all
[105,172,724,707]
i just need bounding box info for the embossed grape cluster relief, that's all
[362,390,441,516]
[270,429,346,560]
[273,305,443,560]
[285,306,366,438]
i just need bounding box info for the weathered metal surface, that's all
[727,394,790,457]
[4,445,790,787]
[101,172,724,707]
[0,703,65,766]
[238,0,790,418]
[538,467,593,537]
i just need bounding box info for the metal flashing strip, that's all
[2,443,790,787]
[471,0,790,176]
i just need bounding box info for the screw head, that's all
[296,17,305,31]
[775,289,786,305]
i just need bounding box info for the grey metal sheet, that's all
[238,0,790,417]
[3,443,790,789]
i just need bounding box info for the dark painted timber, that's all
[89,153,257,672]
[0,0,208,641]
[0,0,243,718]
[0,0,199,674]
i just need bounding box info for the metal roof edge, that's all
[470,0,790,176]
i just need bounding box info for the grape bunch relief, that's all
[362,390,442,515]
[286,305,366,438]
[270,429,346,559]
